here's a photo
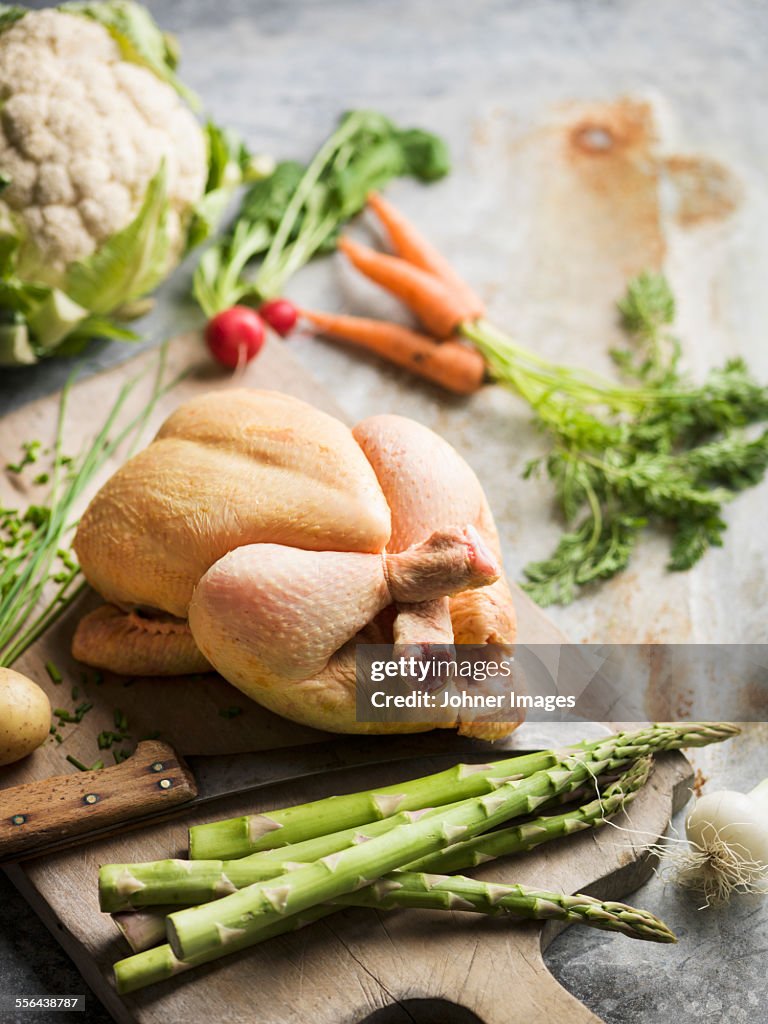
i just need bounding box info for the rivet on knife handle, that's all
[0,740,197,862]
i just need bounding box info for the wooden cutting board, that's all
[7,752,691,1024]
[1,334,690,1024]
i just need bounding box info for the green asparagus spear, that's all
[114,880,673,994]
[103,798,469,911]
[111,724,736,989]
[109,760,651,958]
[411,754,651,874]
[341,872,676,943]
[101,759,650,913]
[188,722,736,860]
[167,723,733,963]
[187,748,558,860]
[114,907,332,994]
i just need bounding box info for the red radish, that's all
[259,298,298,337]
[205,307,265,367]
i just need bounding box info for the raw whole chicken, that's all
[73,390,519,737]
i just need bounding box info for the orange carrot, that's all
[338,237,473,339]
[367,191,485,318]
[301,308,485,395]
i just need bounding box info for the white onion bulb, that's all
[679,779,768,903]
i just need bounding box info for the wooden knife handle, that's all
[0,741,197,861]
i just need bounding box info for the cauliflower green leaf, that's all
[61,0,198,107]
[65,164,171,316]
[0,5,25,32]
[0,165,170,363]
[185,122,270,254]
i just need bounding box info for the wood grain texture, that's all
[0,742,196,861]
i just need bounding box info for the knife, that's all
[0,721,610,862]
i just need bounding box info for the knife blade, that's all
[0,720,610,862]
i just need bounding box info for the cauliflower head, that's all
[0,1,255,365]
[0,8,207,285]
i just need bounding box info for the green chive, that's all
[74,702,93,721]
[45,661,63,684]
[0,346,177,669]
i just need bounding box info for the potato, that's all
[0,668,52,767]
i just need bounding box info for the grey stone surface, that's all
[1,1,767,1022]
[546,723,768,1024]
[0,871,112,1024]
